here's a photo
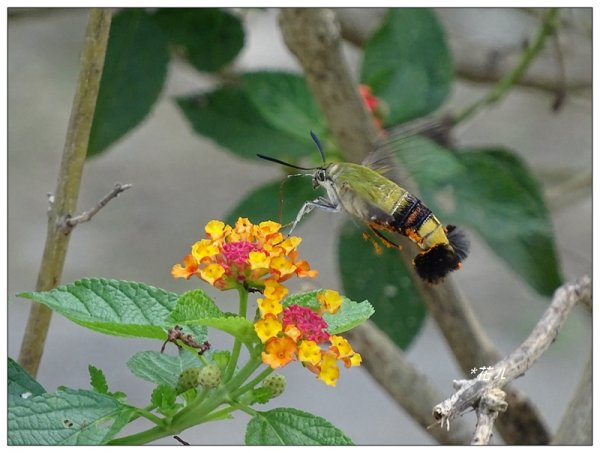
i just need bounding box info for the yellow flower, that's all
[199,263,225,285]
[330,335,361,368]
[254,314,283,343]
[298,340,321,366]
[257,297,283,317]
[257,220,281,237]
[205,220,228,241]
[270,256,297,280]
[263,279,288,302]
[317,289,343,314]
[192,239,219,262]
[277,236,302,254]
[248,251,269,270]
[318,351,340,387]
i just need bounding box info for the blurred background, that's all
[7,8,592,445]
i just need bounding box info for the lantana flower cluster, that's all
[172,217,317,291]
[255,289,362,387]
[172,218,362,387]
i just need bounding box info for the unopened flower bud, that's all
[198,364,222,389]
[176,367,201,394]
[262,374,286,398]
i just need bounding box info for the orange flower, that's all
[171,255,198,280]
[262,336,297,369]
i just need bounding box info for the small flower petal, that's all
[254,314,283,342]
[317,289,343,314]
[171,255,198,279]
[257,297,283,317]
[263,279,288,302]
[318,351,340,386]
[199,263,225,285]
[261,336,297,369]
[298,340,321,366]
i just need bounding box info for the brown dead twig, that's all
[432,275,591,445]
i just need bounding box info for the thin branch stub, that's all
[60,183,132,233]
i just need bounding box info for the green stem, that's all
[224,286,249,381]
[454,8,559,124]
[198,405,237,423]
[231,366,273,399]
[170,355,263,433]
[108,425,171,446]
[134,409,166,427]
[229,400,259,417]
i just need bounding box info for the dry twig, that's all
[432,276,591,444]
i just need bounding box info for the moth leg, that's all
[288,197,341,236]
[369,226,403,250]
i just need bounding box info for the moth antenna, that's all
[310,130,326,163]
[256,154,318,171]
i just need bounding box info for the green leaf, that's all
[165,292,258,346]
[245,408,353,445]
[337,221,427,349]
[201,316,258,346]
[225,177,318,226]
[392,137,563,296]
[168,289,223,325]
[88,9,169,157]
[8,358,46,405]
[17,278,201,340]
[361,8,453,125]
[212,350,231,372]
[127,349,200,388]
[176,87,314,161]
[281,290,322,310]
[153,8,244,73]
[8,388,133,445]
[323,297,375,335]
[151,384,179,415]
[88,365,109,394]
[242,71,325,142]
[282,290,374,335]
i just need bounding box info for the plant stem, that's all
[108,425,172,446]
[17,8,113,377]
[454,8,559,124]
[231,366,273,398]
[224,287,249,381]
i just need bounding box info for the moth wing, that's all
[364,116,454,185]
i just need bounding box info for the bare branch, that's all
[18,8,113,376]
[62,183,132,232]
[472,388,508,445]
[432,276,591,444]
